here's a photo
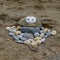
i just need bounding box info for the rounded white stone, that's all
[40,38,46,43]
[6,27,11,30]
[51,30,57,35]
[31,41,37,48]
[35,40,41,45]
[40,33,45,38]
[34,32,40,37]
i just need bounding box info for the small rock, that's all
[40,30,44,33]
[44,28,49,32]
[24,39,34,45]
[40,33,45,38]
[9,32,14,36]
[40,27,44,30]
[13,35,20,41]
[6,26,16,32]
[51,30,57,35]
[6,27,11,30]
[11,26,16,28]
[30,41,37,50]
[35,40,41,45]
[24,33,34,39]
[40,38,46,43]
[16,26,21,30]
[45,29,51,38]
[14,31,21,35]
[17,34,27,41]
[34,32,40,37]
[34,37,42,41]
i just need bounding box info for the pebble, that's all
[14,31,21,35]
[13,35,20,41]
[40,38,46,43]
[16,26,21,30]
[40,30,44,33]
[11,26,16,28]
[6,26,16,32]
[40,27,44,30]
[35,40,41,45]
[24,39,34,45]
[30,41,37,50]
[51,30,57,35]
[44,28,49,32]
[34,37,42,41]
[17,34,27,41]
[15,40,24,43]
[45,32,51,38]
[34,32,40,37]
[40,33,45,38]
[6,27,11,30]
[9,32,14,36]
[24,33,34,39]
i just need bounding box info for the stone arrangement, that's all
[6,25,57,51]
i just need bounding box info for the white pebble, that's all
[51,30,57,35]
[40,33,45,38]
[6,27,11,30]
[34,32,40,37]
[40,38,46,43]
[35,40,41,45]
[31,41,37,48]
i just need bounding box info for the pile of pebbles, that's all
[6,25,57,51]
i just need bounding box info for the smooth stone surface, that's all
[24,39,34,45]
[9,32,14,36]
[40,27,44,30]
[21,27,40,34]
[16,26,21,30]
[40,38,46,43]
[44,28,49,32]
[45,31,51,38]
[35,40,41,45]
[30,41,37,51]
[24,33,34,39]
[34,32,40,37]
[8,28,16,32]
[40,33,45,38]
[31,41,37,47]
[6,27,11,30]
[14,31,21,35]
[34,37,42,41]
[51,30,57,35]
[13,35,20,41]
